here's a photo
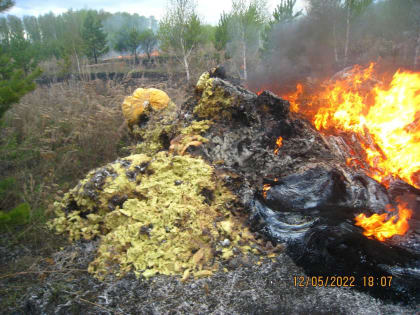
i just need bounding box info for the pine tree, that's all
[262,0,302,56]
[81,11,108,64]
[0,0,41,121]
[138,29,157,61]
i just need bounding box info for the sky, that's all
[4,0,307,25]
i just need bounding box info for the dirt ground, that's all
[1,236,418,314]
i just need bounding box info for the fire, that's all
[274,136,283,155]
[286,83,303,113]
[263,184,271,199]
[260,63,420,241]
[283,64,420,189]
[355,203,412,241]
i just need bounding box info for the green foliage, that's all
[81,11,108,64]
[217,0,267,79]
[9,34,40,73]
[103,12,157,54]
[0,47,42,120]
[158,0,204,80]
[262,0,301,55]
[138,29,157,60]
[114,28,143,64]
[0,0,13,12]
[158,1,203,54]
[345,0,373,18]
[215,13,231,51]
[0,177,15,200]
[22,16,41,43]
[272,0,302,24]
[0,202,30,227]
[6,15,23,38]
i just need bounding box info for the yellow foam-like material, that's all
[122,88,171,125]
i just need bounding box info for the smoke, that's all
[247,0,420,94]
[248,14,342,94]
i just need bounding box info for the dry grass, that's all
[1,79,131,214]
[0,66,193,312]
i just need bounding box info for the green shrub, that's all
[0,202,30,228]
[0,177,15,199]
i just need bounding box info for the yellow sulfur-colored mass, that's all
[48,80,275,282]
[48,151,259,280]
[122,88,171,126]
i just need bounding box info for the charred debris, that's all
[51,66,420,305]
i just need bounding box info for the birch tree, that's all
[342,0,372,66]
[158,0,202,81]
[217,0,266,81]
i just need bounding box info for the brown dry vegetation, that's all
[1,79,129,210]
[0,75,189,310]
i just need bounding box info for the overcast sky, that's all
[4,0,307,25]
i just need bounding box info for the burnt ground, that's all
[1,226,418,314]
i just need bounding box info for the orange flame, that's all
[274,136,283,155]
[263,184,271,199]
[355,203,412,241]
[285,83,303,112]
[259,63,419,241]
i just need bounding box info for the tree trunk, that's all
[74,46,81,76]
[134,50,138,65]
[94,48,98,64]
[242,38,247,82]
[333,23,339,65]
[183,53,190,82]
[180,39,191,82]
[344,2,351,66]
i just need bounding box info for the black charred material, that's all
[200,188,214,205]
[209,65,241,86]
[290,222,420,304]
[185,70,420,304]
[265,166,390,217]
[108,194,128,211]
[256,91,290,119]
[209,66,226,79]
[83,168,118,200]
[64,199,80,216]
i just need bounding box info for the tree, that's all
[8,33,38,74]
[22,16,41,43]
[0,17,10,46]
[0,0,41,121]
[225,0,267,81]
[0,0,13,11]
[138,29,157,60]
[126,28,142,64]
[272,0,302,24]
[262,0,302,55]
[342,0,372,65]
[158,0,203,81]
[81,11,108,64]
[103,12,156,54]
[215,12,231,51]
[7,15,24,38]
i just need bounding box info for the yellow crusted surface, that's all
[193,75,237,119]
[122,88,171,125]
[48,151,258,280]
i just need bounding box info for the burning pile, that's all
[48,65,419,303]
[261,63,419,242]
